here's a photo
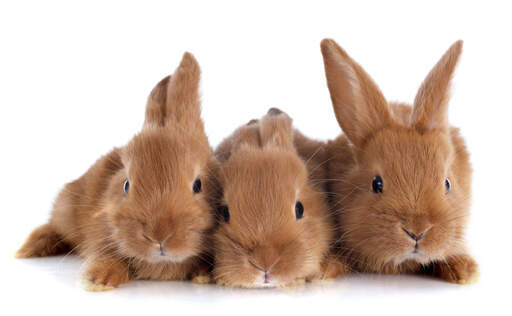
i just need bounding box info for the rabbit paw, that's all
[80,279,116,292]
[284,278,306,287]
[189,262,213,284]
[433,254,479,285]
[309,255,351,281]
[81,258,131,291]
[191,274,212,284]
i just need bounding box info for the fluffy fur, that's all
[211,109,337,288]
[320,39,478,284]
[16,53,218,290]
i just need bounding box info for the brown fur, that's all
[16,53,218,290]
[211,109,334,287]
[320,39,478,283]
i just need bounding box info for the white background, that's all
[0,1,510,315]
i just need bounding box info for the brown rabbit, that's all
[211,109,337,288]
[321,39,478,284]
[16,53,218,291]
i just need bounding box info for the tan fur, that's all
[16,53,218,290]
[211,109,334,288]
[320,39,478,283]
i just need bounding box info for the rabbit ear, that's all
[144,75,170,127]
[259,108,295,151]
[231,121,261,154]
[321,39,393,148]
[411,40,463,133]
[144,52,202,129]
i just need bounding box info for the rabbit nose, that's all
[248,261,268,273]
[248,256,280,274]
[151,241,165,255]
[251,245,280,269]
[157,242,164,255]
[248,261,275,284]
[144,234,169,255]
[402,227,429,242]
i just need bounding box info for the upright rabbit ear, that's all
[144,52,202,129]
[144,76,170,127]
[321,39,393,148]
[259,108,295,151]
[411,40,463,133]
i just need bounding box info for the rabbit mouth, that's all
[252,273,278,288]
[247,276,283,288]
[249,275,306,288]
[391,247,431,265]
[409,246,424,256]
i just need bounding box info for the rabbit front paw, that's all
[432,254,479,284]
[81,258,131,291]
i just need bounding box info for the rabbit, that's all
[211,108,340,288]
[320,38,478,284]
[15,52,218,291]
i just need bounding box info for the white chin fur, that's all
[251,281,279,288]
[257,283,278,288]
[248,274,282,288]
[145,254,188,264]
[392,249,432,265]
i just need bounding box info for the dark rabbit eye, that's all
[295,201,304,220]
[445,178,451,193]
[218,205,230,223]
[123,180,130,194]
[372,175,383,194]
[193,178,202,194]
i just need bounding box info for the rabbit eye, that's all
[295,201,304,220]
[445,178,451,193]
[193,178,202,194]
[123,180,130,194]
[372,175,383,194]
[218,205,230,223]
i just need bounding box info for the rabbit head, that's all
[213,110,332,287]
[322,39,472,269]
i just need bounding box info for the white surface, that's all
[0,1,510,315]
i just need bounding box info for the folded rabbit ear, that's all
[259,108,295,152]
[411,40,463,133]
[144,52,203,130]
[230,121,262,155]
[321,39,393,148]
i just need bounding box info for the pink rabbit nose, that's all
[263,272,271,284]
[157,242,165,255]
[150,242,167,257]
[402,227,429,242]
[144,234,169,256]
[249,261,267,273]
[248,261,273,284]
